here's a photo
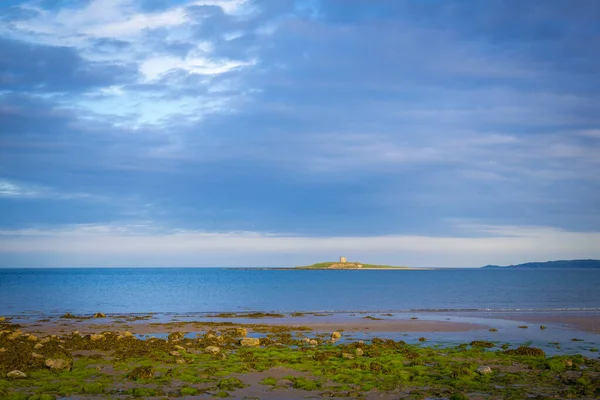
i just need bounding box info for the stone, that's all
[27,334,38,341]
[45,358,72,371]
[169,351,181,356]
[476,365,493,375]
[355,348,364,357]
[90,334,104,341]
[7,370,27,379]
[564,359,573,367]
[240,338,260,347]
[0,348,5,353]
[176,358,186,364]
[93,312,106,318]
[309,339,318,346]
[168,332,185,342]
[31,352,44,359]
[331,332,342,339]
[235,327,248,337]
[7,331,21,340]
[174,345,185,350]
[205,346,221,354]
[342,353,354,360]
[0,317,5,322]
[122,331,134,337]
[205,333,216,340]
[34,343,43,349]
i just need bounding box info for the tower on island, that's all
[340,256,347,263]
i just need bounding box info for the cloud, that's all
[0,179,101,200]
[0,222,599,268]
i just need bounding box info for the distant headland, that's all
[482,259,600,269]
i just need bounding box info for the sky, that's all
[1,0,599,268]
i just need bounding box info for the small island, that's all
[295,257,414,270]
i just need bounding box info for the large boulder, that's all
[7,370,27,379]
[45,358,72,371]
[240,338,260,347]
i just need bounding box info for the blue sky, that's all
[1,0,599,267]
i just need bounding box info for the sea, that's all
[1,268,599,316]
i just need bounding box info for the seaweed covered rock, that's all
[168,332,185,342]
[45,358,72,371]
[240,338,260,347]
[235,327,248,337]
[127,366,155,380]
[470,341,495,348]
[93,312,106,318]
[6,370,27,379]
[504,346,546,357]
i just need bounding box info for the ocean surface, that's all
[1,268,599,316]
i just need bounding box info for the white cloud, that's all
[0,179,101,200]
[1,223,598,268]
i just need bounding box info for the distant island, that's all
[295,257,414,270]
[482,259,600,269]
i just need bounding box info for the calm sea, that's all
[0,268,599,316]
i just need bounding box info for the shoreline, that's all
[2,312,600,399]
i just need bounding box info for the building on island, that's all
[340,256,347,263]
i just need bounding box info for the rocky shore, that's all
[1,313,600,399]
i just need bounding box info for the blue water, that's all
[1,268,599,316]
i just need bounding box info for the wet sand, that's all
[480,312,600,334]
[16,317,486,336]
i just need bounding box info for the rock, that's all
[27,334,39,341]
[169,351,181,356]
[309,339,318,346]
[7,331,21,340]
[72,331,80,336]
[7,370,27,379]
[235,327,248,337]
[31,352,44,359]
[34,343,43,349]
[174,345,185,350]
[122,331,134,337]
[564,359,573,367]
[476,365,493,375]
[355,348,364,357]
[93,312,106,318]
[205,346,221,354]
[175,358,186,364]
[240,338,260,347]
[168,332,185,342]
[205,333,216,340]
[40,337,51,344]
[45,358,72,371]
[0,317,5,322]
[358,340,364,344]
[331,332,342,339]
[342,353,354,360]
[0,347,5,353]
[302,338,311,343]
[90,334,104,341]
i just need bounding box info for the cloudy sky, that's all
[1,0,599,267]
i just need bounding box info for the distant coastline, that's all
[482,259,600,269]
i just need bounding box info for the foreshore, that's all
[1,311,599,399]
